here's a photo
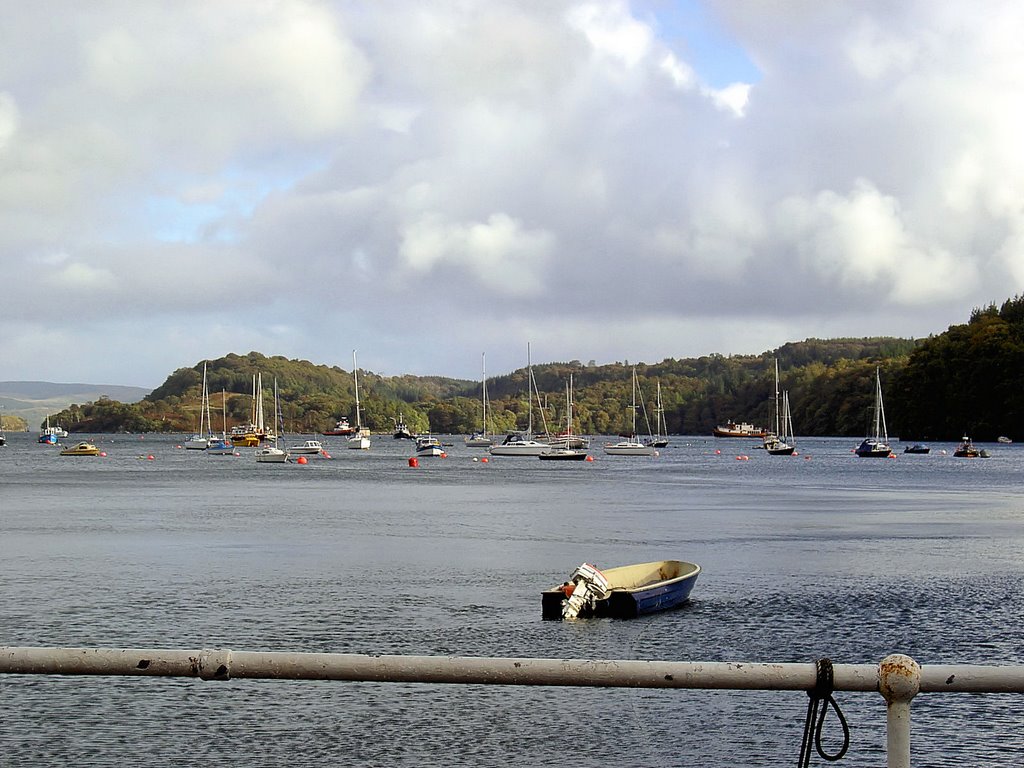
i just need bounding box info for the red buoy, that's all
[296,456,308,465]
[408,457,419,467]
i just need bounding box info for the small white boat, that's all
[255,445,289,463]
[288,439,324,455]
[415,435,445,457]
[465,353,494,447]
[256,379,289,464]
[347,351,371,450]
[604,368,657,456]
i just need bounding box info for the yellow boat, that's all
[59,441,100,456]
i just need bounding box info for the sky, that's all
[2,1,1023,387]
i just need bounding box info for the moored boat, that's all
[59,441,100,456]
[538,447,589,461]
[347,350,371,450]
[392,415,415,440]
[953,436,983,458]
[542,560,700,620]
[288,439,325,455]
[415,435,444,457]
[322,417,354,436]
[713,420,767,438]
[464,353,493,447]
[855,368,893,458]
[603,368,657,456]
[903,443,930,454]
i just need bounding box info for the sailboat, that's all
[489,344,550,456]
[604,368,657,456]
[185,362,214,450]
[465,353,493,447]
[207,390,235,455]
[540,376,589,460]
[648,381,669,448]
[255,378,289,463]
[855,367,892,458]
[347,350,371,450]
[764,359,795,456]
[230,374,267,447]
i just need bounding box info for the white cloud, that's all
[2,1,1024,383]
[399,213,554,297]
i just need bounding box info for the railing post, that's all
[880,654,921,768]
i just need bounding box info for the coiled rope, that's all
[798,658,851,767]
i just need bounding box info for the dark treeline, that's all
[46,296,1024,440]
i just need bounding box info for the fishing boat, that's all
[207,390,235,455]
[489,344,550,456]
[953,436,983,458]
[347,350,371,450]
[542,560,701,620]
[603,368,657,456]
[184,362,214,450]
[255,379,288,463]
[322,417,354,436]
[903,443,930,454]
[464,352,493,447]
[540,377,589,460]
[648,381,669,448]
[414,435,444,457]
[713,420,768,438]
[59,441,100,456]
[392,414,415,440]
[38,415,65,444]
[855,368,893,458]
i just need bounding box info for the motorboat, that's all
[489,432,549,456]
[59,441,100,456]
[953,436,983,458]
[542,560,701,620]
[415,435,444,457]
[288,439,325,455]
[903,444,930,454]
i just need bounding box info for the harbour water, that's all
[2,432,1023,766]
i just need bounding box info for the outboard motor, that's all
[562,563,611,619]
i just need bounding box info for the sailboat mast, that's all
[481,352,488,437]
[352,350,362,430]
[526,343,533,436]
[773,358,781,438]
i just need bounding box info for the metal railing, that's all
[3,646,1023,767]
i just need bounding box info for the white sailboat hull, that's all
[489,440,549,456]
[603,441,657,456]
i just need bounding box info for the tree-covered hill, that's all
[42,297,1024,439]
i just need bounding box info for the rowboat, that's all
[542,560,700,620]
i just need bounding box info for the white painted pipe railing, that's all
[3,647,1024,768]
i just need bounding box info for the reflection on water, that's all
[2,433,1023,766]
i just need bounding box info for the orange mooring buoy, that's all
[408,457,419,467]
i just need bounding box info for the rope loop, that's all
[798,657,851,767]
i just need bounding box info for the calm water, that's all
[2,432,1023,766]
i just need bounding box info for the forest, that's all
[46,295,1024,441]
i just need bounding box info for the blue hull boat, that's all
[542,560,700,620]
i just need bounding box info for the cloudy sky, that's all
[2,1,1022,386]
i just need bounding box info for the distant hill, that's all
[0,381,151,428]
